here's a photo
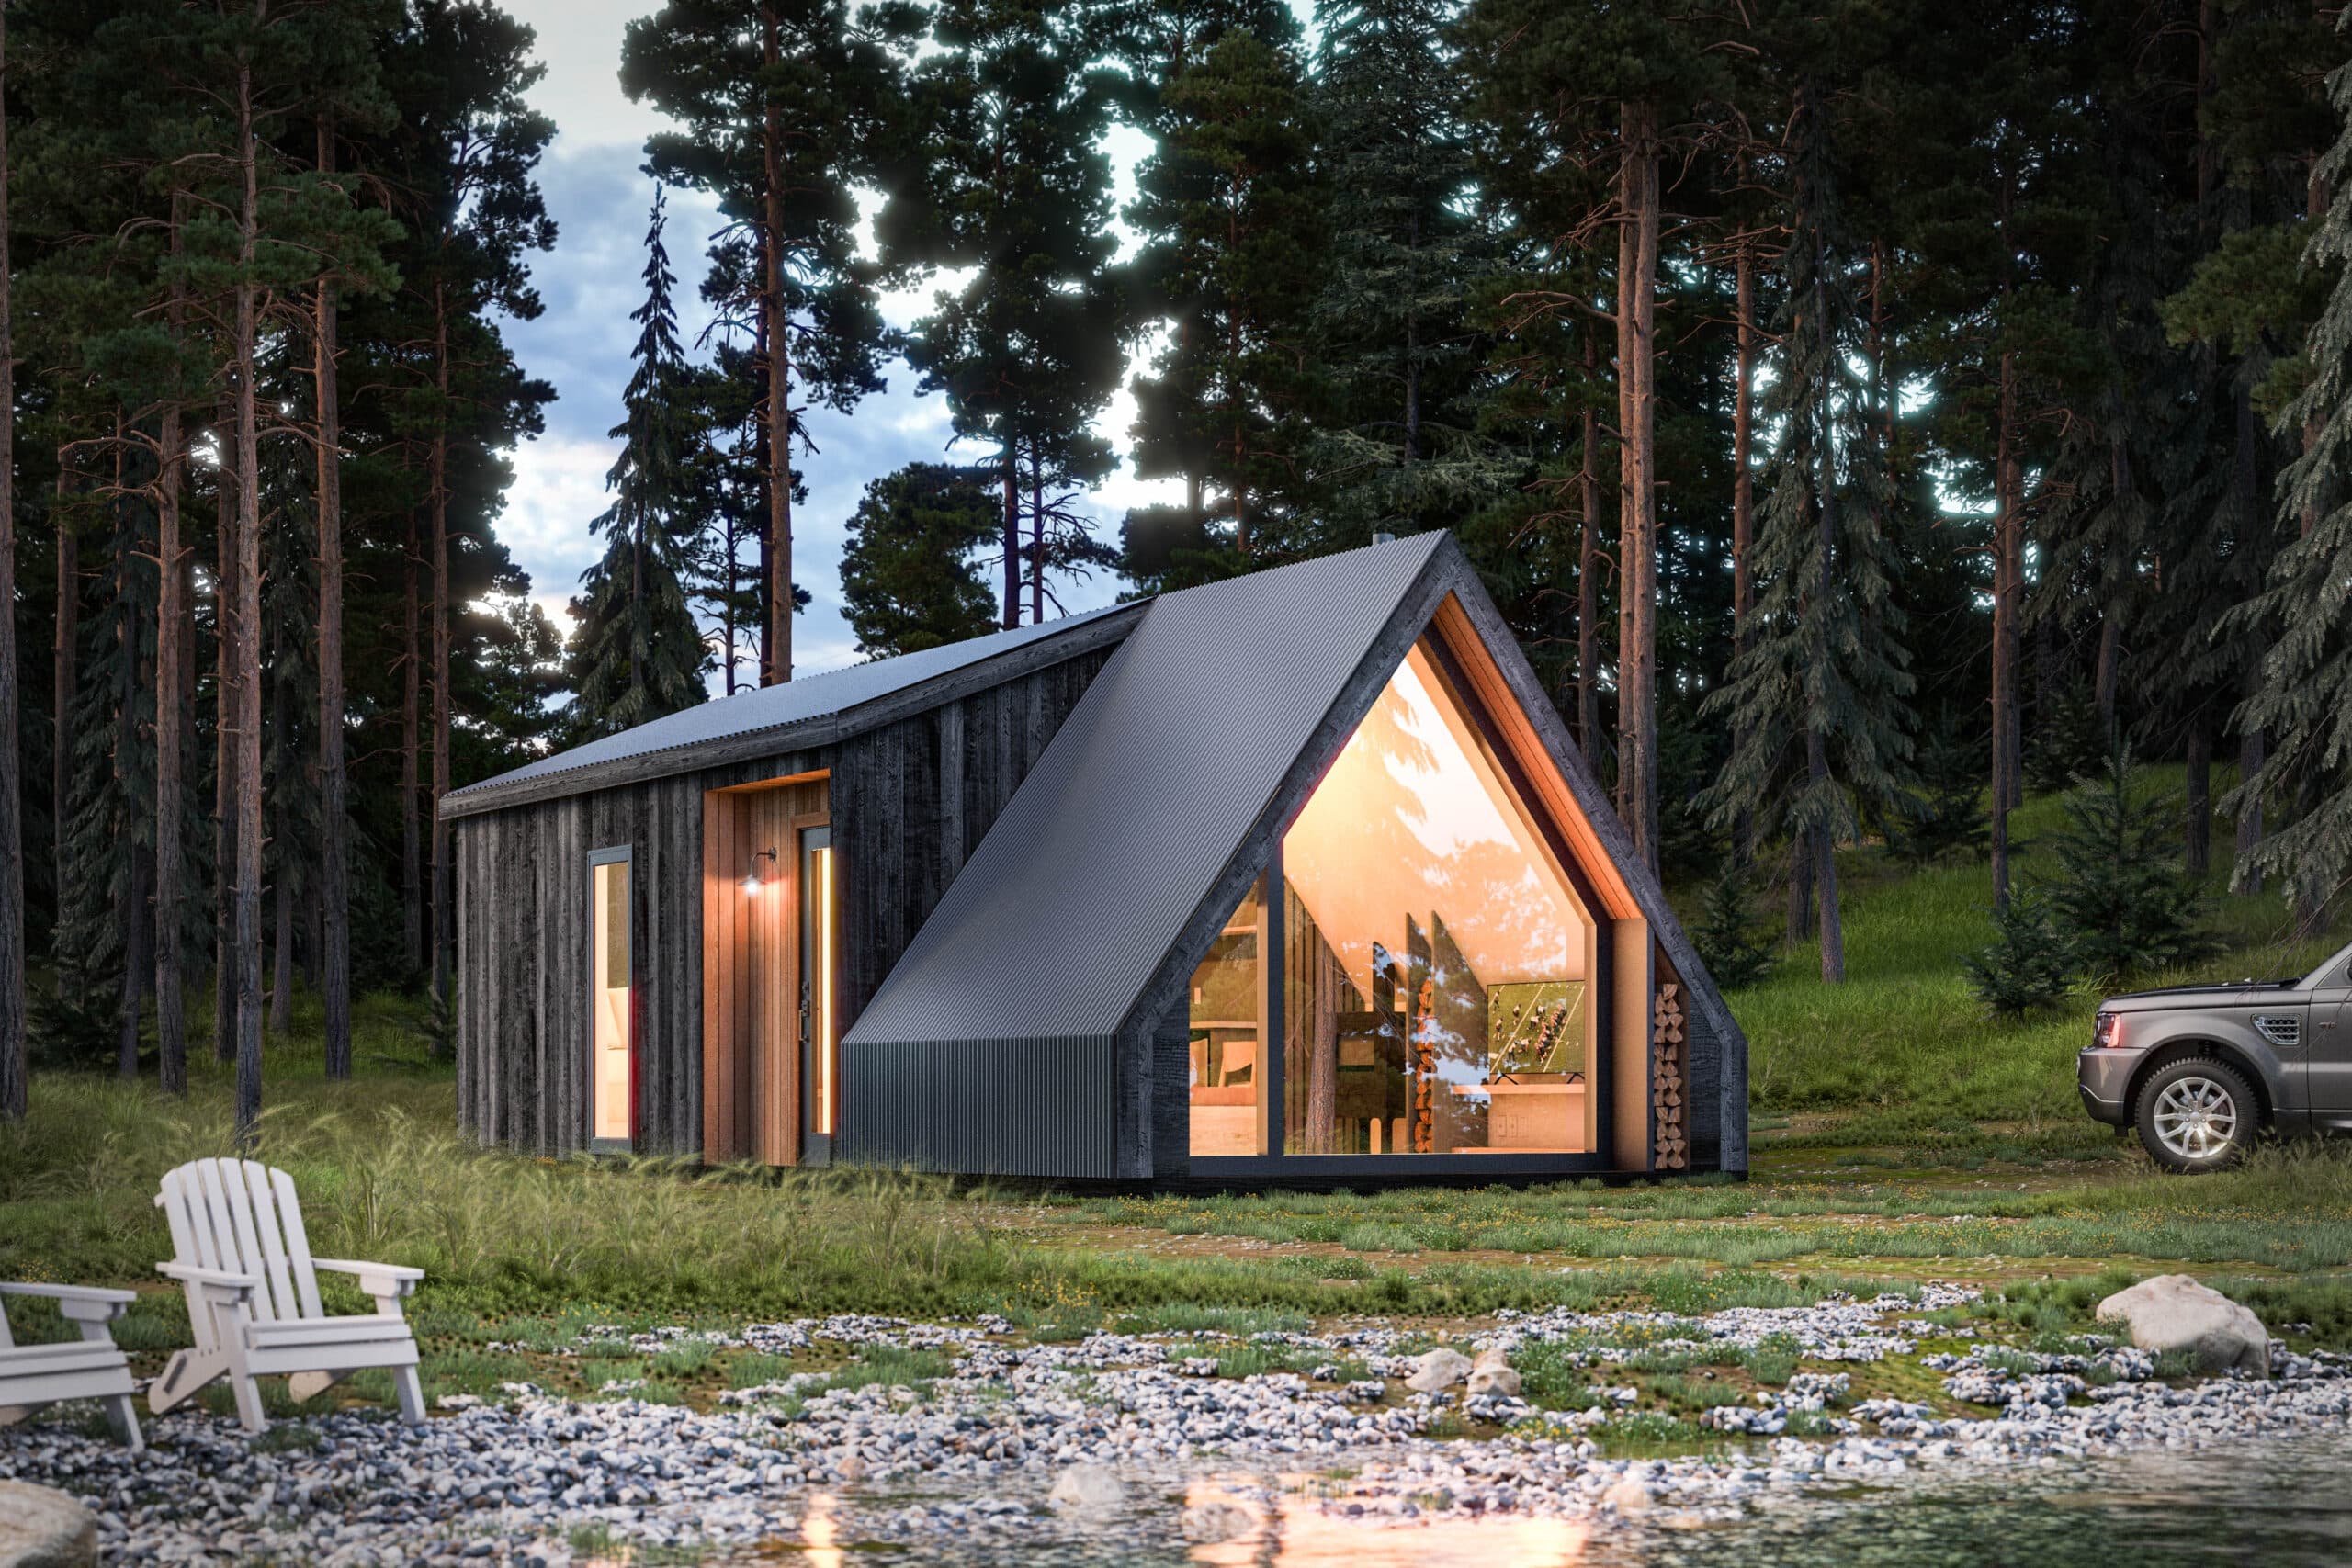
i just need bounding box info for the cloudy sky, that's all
[495,0,1184,682]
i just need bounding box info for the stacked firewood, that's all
[1652,981,1688,1171]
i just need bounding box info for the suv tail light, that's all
[2092,1011,2120,1049]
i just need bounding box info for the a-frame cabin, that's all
[442,534,1747,1184]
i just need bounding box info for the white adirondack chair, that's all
[150,1157,426,1433]
[0,1281,143,1450]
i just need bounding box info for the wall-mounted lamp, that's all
[742,847,778,896]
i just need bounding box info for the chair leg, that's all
[228,1371,267,1435]
[390,1365,427,1425]
[103,1393,144,1453]
[150,1347,231,1416]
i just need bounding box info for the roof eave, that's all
[437,604,1148,821]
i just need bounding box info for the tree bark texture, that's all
[431,289,453,1010]
[0,3,24,1121]
[761,5,793,682]
[1613,99,1661,874]
[155,260,187,1092]
[232,39,266,1146]
[316,114,351,1079]
[213,394,240,1065]
[1577,333,1603,772]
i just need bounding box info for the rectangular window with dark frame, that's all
[589,846,633,1149]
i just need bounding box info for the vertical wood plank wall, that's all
[454,645,1116,1158]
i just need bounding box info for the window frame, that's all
[586,843,636,1155]
[1188,624,1623,1179]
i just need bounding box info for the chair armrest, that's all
[0,1281,139,1307]
[0,1280,137,1329]
[311,1258,424,1298]
[156,1262,262,1293]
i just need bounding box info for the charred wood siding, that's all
[452,649,1115,1158]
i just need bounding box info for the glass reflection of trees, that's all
[1281,640,1591,1155]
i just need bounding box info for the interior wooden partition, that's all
[702,772,831,1165]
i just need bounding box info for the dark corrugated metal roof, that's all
[445,605,1128,803]
[843,532,1446,1047]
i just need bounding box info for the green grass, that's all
[3,784,2346,1438]
[1731,768,2340,1122]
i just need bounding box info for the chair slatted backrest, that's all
[157,1158,324,1325]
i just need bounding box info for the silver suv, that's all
[2078,936,2352,1170]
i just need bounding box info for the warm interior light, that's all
[815,843,835,1135]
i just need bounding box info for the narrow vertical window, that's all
[589,849,633,1147]
[800,825,837,1156]
[1187,876,1267,1156]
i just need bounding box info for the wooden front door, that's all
[702,774,830,1164]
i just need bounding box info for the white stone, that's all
[1466,1348,1521,1397]
[1600,1476,1653,1513]
[1405,1348,1475,1393]
[2095,1275,2270,1377]
[0,1482,96,1568]
[1046,1463,1126,1512]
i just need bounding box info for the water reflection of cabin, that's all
[442,533,1747,1185]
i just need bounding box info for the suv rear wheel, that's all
[2134,1057,2257,1172]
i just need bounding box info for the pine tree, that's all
[1962,889,2077,1017]
[1125,26,1324,564]
[897,0,1124,627]
[624,0,915,683]
[1690,873,1776,991]
[2229,10,2352,924]
[1889,718,1991,870]
[839,463,1003,658]
[1457,0,1731,875]
[2044,748,2221,984]
[1301,0,1506,546]
[566,191,710,741]
[1702,68,1915,984]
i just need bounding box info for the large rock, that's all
[1405,1348,1474,1393]
[0,1482,96,1568]
[1466,1347,1521,1399]
[1046,1463,1126,1512]
[2095,1274,2270,1376]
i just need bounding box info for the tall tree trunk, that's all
[118,849,148,1078]
[1577,333,1604,771]
[52,465,75,929]
[1989,347,2022,909]
[401,511,421,975]
[232,39,266,1145]
[213,395,239,1064]
[155,238,187,1092]
[315,114,351,1079]
[1812,345,1845,985]
[2184,722,2211,877]
[1731,242,1758,861]
[1028,441,1044,625]
[0,2,23,1122]
[430,289,453,1013]
[1613,98,1661,874]
[1786,830,1815,943]
[752,322,772,682]
[1001,443,1019,629]
[761,4,793,684]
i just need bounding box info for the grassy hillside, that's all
[1722,767,2344,1134]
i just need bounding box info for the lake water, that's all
[747,1431,2352,1566]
